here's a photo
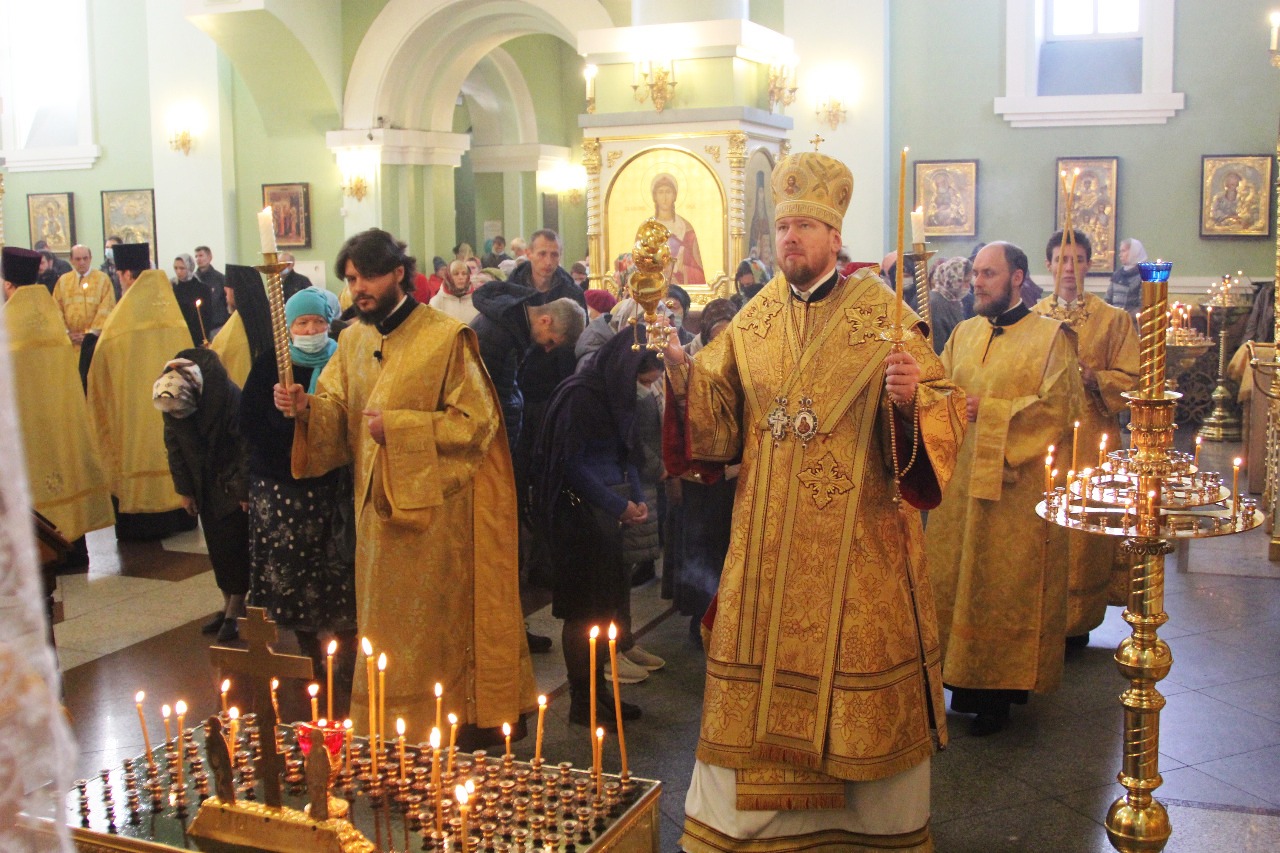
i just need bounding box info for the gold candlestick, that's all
[255,252,294,414]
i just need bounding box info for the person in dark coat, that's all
[154,348,250,642]
[172,254,215,346]
[532,327,663,726]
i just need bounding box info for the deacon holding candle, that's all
[275,228,537,748]
[928,239,1084,737]
[1032,227,1140,642]
[664,148,966,851]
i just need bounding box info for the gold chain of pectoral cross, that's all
[768,293,839,446]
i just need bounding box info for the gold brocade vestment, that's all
[678,270,965,794]
[1032,292,1139,633]
[52,268,115,344]
[3,286,113,539]
[292,304,536,738]
[86,270,190,513]
[926,311,1084,694]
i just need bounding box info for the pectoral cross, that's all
[809,134,825,152]
[209,607,314,807]
[768,397,791,442]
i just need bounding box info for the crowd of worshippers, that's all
[8,141,1171,849]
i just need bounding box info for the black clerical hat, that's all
[113,242,151,274]
[2,246,41,286]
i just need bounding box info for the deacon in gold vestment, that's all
[1033,229,1139,638]
[86,263,191,518]
[278,229,536,744]
[668,152,965,853]
[927,242,1084,735]
[51,244,115,348]
[2,247,113,540]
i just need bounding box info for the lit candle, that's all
[895,147,908,328]
[910,206,925,246]
[308,682,320,723]
[1098,434,1108,468]
[503,722,512,760]
[632,61,640,86]
[606,623,629,777]
[175,700,187,790]
[588,625,600,741]
[193,298,208,344]
[434,682,443,734]
[446,713,458,775]
[377,653,387,762]
[534,695,547,763]
[344,719,353,772]
[161,704,172,745]
[595,727,605,799]
[396,717,407,782]
[326,640,337,723]
[1071,421,1080,474]
[227,707,240,771]
[1271,10,1279,51]
[1044,454,1054,496]
[134,691,155,767]
[1147,489,1157,521]
[1194,436,1202,467]
[1234,457,1242,521]
[1066,470,1075,516]
[257,206,277,254]
[220,679,230,716]
[429,727,443,834]
[270,677,280,721]
[362,638,376,745]
[455,784,470,846]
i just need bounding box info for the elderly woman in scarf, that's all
[928,256,973,354]
[239,287,357,705]
[172,252,215,347]
[154,350,251,642]
[532,327,664,727]
[1106,237,1147,316]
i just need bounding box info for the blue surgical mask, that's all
[292,331,330,353]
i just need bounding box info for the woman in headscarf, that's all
[928,256,973,355]
[239,287,357,708]
[532,327,664,727]
[172,253,214,347]
[154,350,250,642]
[1106,237,1147,316]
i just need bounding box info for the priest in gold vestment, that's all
[86,244,192,538]
[278,229,536,745]
[2,247,113,541]
[51,244,115,348]
[1033,230,1139,640]
[927,242,1084,736]
[668,152,966,853]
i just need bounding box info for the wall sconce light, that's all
[538,162,588,204]
[165,101,206,156]
[767,63,797,113]
[815,98,846,131]
[1270,10,1280,64]
[583,64,598,114]
[632,59,677,112]
[336,148,378,203]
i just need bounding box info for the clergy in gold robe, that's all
[86,249,191,528]
[1033,229,1139,638]
[278,229,536,745]
[2,247,113,540]
[52,245,115,348]
[668,153,966,853]
[927,241,1084,736]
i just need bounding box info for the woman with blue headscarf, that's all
[239,287,356,710]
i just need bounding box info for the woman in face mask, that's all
[237,287,358,714]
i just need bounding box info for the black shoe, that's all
[569,693,642,728]
[526,630,553,654]
[215,617,240,643]
[1066,632,1090,649]
[201,613,226,635]
[970,711,1009,737]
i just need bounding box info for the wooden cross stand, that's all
[209,607,313,807]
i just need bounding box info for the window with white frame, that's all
[994,0,1184,127]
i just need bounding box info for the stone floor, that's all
[54,436,1280,851]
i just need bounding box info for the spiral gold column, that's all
[255,253,293,393]
[582,138,607,294]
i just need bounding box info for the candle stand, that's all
[1037,261,1262,853]
[903,242,937,348]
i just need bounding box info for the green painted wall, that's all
[3,0,154,256]
[889,0,1280,281]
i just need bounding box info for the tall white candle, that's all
[257,207,277,254]
[910,206,925,245]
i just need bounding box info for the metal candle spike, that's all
[255,252,295,416]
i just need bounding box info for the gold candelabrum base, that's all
[1198,327,1242,442]
[903,242,936,348]
[255,252,295,413]
[1039,264,1259,852]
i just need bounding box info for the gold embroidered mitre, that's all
[772,152,854,230]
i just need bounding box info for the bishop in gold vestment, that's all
[285,231,535,743]
[1033,230,1139,637]
[672,152,965,853]
[86,269,191,516]
[927,242,1084,732]
[2,248,113,540]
